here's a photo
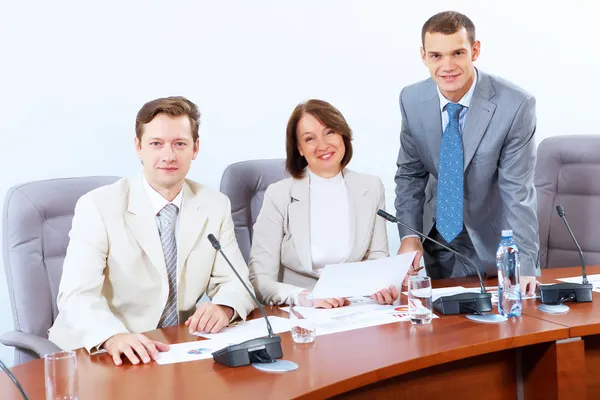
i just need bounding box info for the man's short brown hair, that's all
[285,99,353,179]
[135,96,200,142]
[421,11,476,46]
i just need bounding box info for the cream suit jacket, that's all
[48,176,255,352]
[249,168,389,305]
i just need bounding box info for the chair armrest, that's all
[0,330,62,358]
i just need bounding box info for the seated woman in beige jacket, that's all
[249,99,399,308]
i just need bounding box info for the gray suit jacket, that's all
[249,169,389,305]
[394,69,540,277]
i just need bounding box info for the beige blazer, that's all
[48,176,255,353]
[249,168,389,305]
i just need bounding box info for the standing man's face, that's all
[420,28,480,102]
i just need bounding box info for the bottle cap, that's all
[501,230,513,237]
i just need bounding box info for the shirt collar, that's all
[142,175,183,216]
[437,68,478,113]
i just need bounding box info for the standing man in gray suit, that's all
[395,11,540,295]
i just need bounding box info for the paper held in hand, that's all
[311,252,416,299]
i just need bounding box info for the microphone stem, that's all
[379,210,487,294]
[399,221,487,294]
[561,217,588,284]
[218,249,275,337]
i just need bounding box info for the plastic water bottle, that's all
[496,230,522,317]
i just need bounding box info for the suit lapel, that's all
[125,177,167,278]
[422,88,444,173]
[177,181,208,283]
[288,175,312,273]
[462,71,497,170]
[344,169,370,262]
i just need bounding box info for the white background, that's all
[1,0,598,365]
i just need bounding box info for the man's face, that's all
[135,113,199,193]
[420,28,480,100]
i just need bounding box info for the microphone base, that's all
[252,359,299,372]
[466,314,508,323]
[539,283,593,305]
[212,335,283,368]
[433,292,493,315]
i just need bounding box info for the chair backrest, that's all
[220,159,288,262]
[535,135,600,269]
[2,176,120,343]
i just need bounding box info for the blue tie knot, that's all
[446,103,463,122]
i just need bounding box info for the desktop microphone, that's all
[539,206,593,304]
[377,210,492,315]
[207,234,283,367]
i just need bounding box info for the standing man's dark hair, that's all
[421,11,476,46]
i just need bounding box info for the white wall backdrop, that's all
[1,0,598,365]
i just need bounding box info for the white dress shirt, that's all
[308,169,351,272]
[437,68,478,133]
[142,175,184,259]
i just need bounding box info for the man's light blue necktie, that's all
[436,102,464,243]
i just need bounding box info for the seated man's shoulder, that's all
[185,179,230,210]
[76,178,129,213]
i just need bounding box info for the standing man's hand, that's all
[520,276,541,297]
[399,236,424,272]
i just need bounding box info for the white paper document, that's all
[401,286,481,303]
[311,252,416,299]
[281,300,438,337]
[193,316,289,343]
[408,285,539,302]
[155,339,231,365]
[557,274,600,292]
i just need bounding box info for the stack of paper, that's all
[557,274,600,292]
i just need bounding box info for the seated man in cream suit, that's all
[249,99,398,308]
[48,96,255,366]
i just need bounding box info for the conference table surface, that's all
[439,265,600,336]
[2,266,598,400]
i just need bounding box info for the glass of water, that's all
[45,351,78,400]
[408,276,433,325]
[290,291,316,343]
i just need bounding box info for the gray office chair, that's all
[1,176,120,365]
[219,159,288,263]
[535,135,600,269]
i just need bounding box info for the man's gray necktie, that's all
[157,203,179,328]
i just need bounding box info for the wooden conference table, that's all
[2,266,599,399]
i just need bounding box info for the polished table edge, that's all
[440,265,600,337]
[4,312,571,399]
[4,318,570,400]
